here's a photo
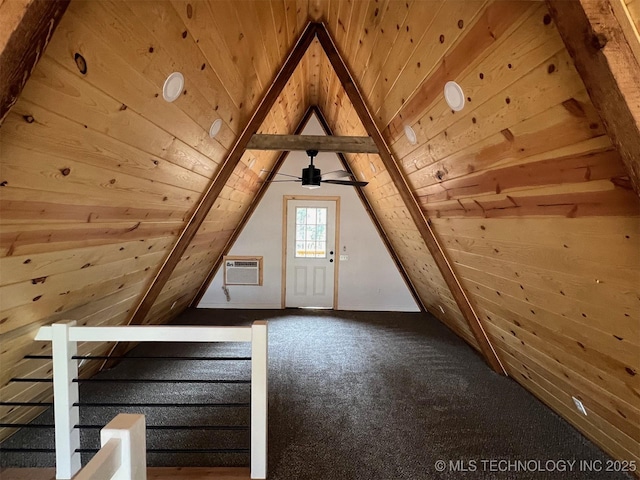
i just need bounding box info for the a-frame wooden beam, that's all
[190,107,317,307]
[102,23,320,368]
[314,24,506,375]
[547,0,640,196]
[0,0,70,124]
[311,106,426,314]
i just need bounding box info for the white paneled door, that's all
[284,197,338,308]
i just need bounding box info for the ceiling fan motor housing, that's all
[302,165,322,189]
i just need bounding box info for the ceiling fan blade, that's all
[258,179,301,183]
[321,169,351,179]
[260,170,301,179]
[321,179,369,187]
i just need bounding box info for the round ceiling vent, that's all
[404,125,417,145]
[162,72,184,102]
[444,81,465,111]
[209,118,222,138]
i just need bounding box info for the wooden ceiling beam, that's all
[247,134,378,153]
[101,22,321,370]
[0,0,70,124]
[315,24,507,375]
[547,0,640,197]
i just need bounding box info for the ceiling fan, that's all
[266,150,369,189]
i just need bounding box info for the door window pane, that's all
[295,207,328,258]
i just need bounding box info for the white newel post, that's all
[251,321,268,479]
[51,321,81,479]
[101,414,147,480]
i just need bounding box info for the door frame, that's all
[281,195,341,309]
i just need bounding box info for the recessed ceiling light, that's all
[444,81,465,111]
[404,125,417,145]
[209,119,222,138]
[163,72,184,102]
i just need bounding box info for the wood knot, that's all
[0,181,7,187]
[60,168,71,176]
[186,3,193,18]
[543,14,552,25]
[74,53,87,75]
[31,277,47,285]
[439,34,445,43]
[457,19,464,29]
[435,170,445,181]
[182,30,188,39]
[23,115,35,123]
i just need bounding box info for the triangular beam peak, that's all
[111,22,504,375]
[198,113,419,312]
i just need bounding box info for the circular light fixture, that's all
[444,81,465,111]
[162,72,184,102]
[209,118,222,138]
[404,125,417,145]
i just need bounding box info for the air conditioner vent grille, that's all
[223,256,263,286]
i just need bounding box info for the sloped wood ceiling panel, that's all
[0,0,311,439]
[311,0,639,465]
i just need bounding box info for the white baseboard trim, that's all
[337,304,420,312]
[197,302,282,309]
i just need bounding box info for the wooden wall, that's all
[314,0,640,466]
[1,0,638,467]
[0,0,312,440]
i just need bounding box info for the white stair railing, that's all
[74,414,146,480]
[35,320,268,480]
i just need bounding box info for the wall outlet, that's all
[340,255,349,261]
[572,396,588,416]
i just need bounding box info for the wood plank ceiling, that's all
[1,0,639,468]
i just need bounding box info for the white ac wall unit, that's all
[223,256,263,286]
